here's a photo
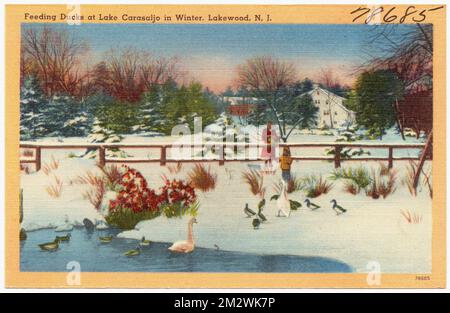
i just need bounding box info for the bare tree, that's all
[21,27,88,97]
[237,56,301,142]
[99,47,179,102]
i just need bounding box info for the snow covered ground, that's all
[20,131,431,273]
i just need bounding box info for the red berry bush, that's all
[106,166,198,229]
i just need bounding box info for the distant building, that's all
[223,96,259,118]
[304,84,356,129]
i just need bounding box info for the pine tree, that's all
[136,85,167,134]
[82,117,126,159]
[20,76,47,140]
[247,101,268,127]
[40,94,91,137]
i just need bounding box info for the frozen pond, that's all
[20,228,352,273]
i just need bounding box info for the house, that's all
[304,84,356,129]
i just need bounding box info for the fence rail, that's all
[19,141,428,172]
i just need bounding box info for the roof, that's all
[303,86,355,115]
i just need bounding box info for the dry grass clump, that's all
[301,175,333,198]
[70,169,108,210]
[242,169,265,198]
[97,163,122,190]
[400,209,423,224]
[188,163,218,192]
[366,167,397,199]
[42,156,60,175]
[45,175,63,198]
[83,180,106,210]
[403,161,432,198]
[168,163,183,174]
[273,175,303,194]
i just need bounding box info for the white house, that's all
[304,84,356,129]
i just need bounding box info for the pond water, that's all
[20,228,352,273]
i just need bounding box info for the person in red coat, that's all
[261,122,279,166]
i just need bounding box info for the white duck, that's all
[168,217,198,253]
[277,181,291,217]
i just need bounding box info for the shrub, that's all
[159,178,197,208]
[45,175,63,198]
[106,166,198,229]
[301,175,333,198]
[330,166,371,194]
[188,163,218,192]
[161,201,199,218]
[242,169,265,198]
[109,167,161,214]
[105,207,161,230]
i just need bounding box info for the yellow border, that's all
[5,4,446,288]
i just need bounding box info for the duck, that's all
[124,246,141,257]
[99,235,113,243]
[276,181,291,217]
[252,218,261,229]
[55,233,71,242]
[38,239,59,252]
[243,203,256,218]
[330,199,347,215]
[257,206,267,222]
[258,198,266,210]
[289,200,302,211]
[139,236,152,246]
[168,217,197,253]
[214,244,220,251]
[304,199,320,210]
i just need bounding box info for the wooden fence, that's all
[19,141,428,172]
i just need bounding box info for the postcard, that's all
[4,4,446,288]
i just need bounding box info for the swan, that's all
[168,217,198,253]
[277,181,291,217]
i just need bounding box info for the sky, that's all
[22,23,413,92]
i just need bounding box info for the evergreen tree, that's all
[292,94,319,129]
[82,117,126,159]
[41,94,90,137]
[20,76,47,140]
[247,101,268,127]
[348,70,403,139]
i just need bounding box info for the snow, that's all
[20,131,431,273]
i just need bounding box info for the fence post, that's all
[98,146,106,167]
[35,146,41,172]
[218,144,225,166]
[160,146,166,166]
[388,147,393,169]
[334,146,342,168]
